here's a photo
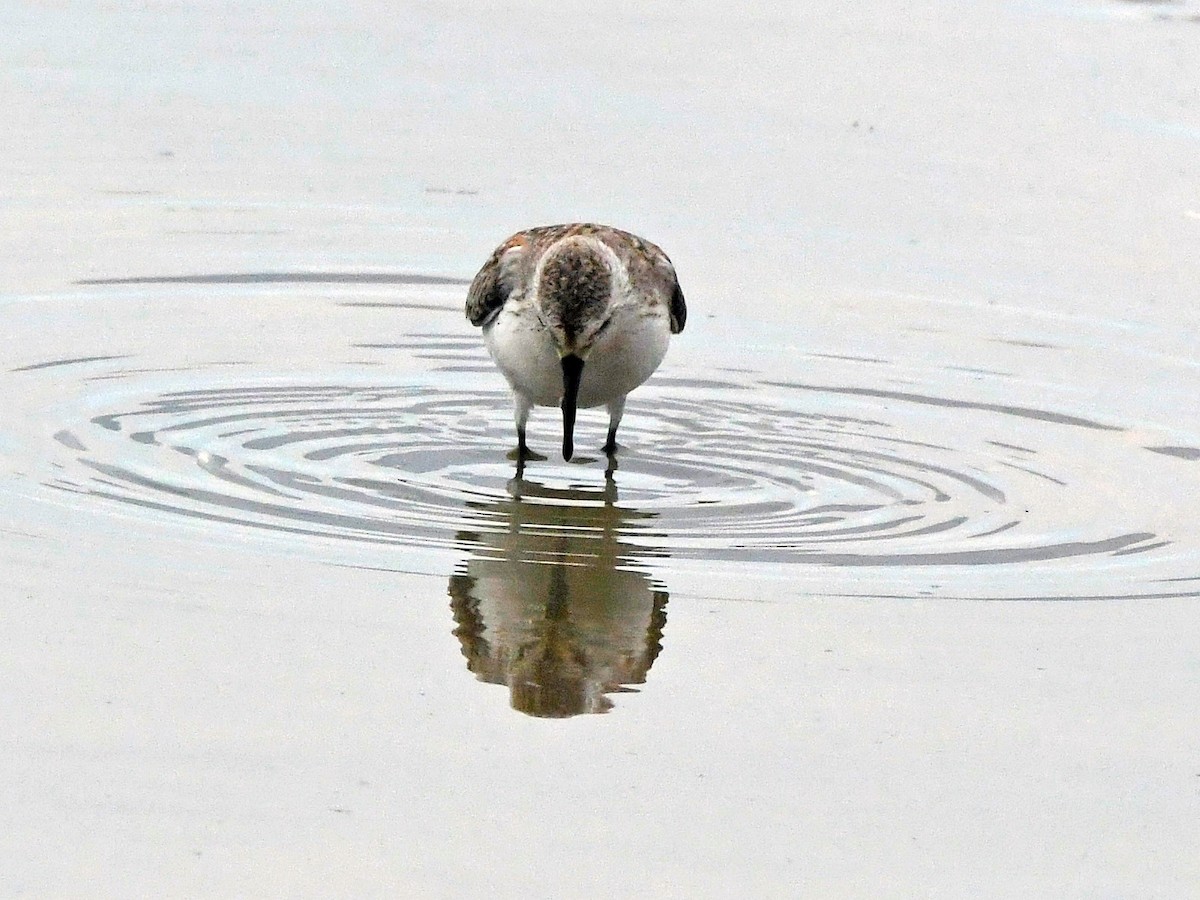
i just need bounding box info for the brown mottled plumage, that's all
[466,223,686,334]
[466,223,687,462]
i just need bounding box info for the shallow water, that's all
[4,1,1200,895]
[5,273,1200,725]
[12,278,1199,605]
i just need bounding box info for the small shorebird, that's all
[466,223,686,461]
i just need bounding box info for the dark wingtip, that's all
[668,281,687,334]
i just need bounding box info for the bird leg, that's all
[507,397,545,462]
[602,396,626,456]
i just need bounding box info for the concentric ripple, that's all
[7,281,1200,600]
[39,353,1171,567]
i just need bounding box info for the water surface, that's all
[10,277,1197,613]
[4,1,1199,895]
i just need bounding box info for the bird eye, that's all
[592,316,613,339]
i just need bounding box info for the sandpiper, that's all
[466,223,687,461]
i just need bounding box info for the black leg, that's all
[602,425,619,456]
[603,452,618,485]
[506,425,528,462]
[507,425,546,463]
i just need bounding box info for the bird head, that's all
[535,237,618,460]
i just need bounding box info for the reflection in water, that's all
[449,467,668,717]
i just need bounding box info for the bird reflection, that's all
[449,464,668,718]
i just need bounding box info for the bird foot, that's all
[603,425,620,457]
[507,446,547,463]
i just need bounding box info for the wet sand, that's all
[3,1,1200,896]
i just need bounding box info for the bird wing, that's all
[603,228,686,335]
[467,224,687,334]
[668,279,687,334]
[465,227,569,326]
[465,240,514,327]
